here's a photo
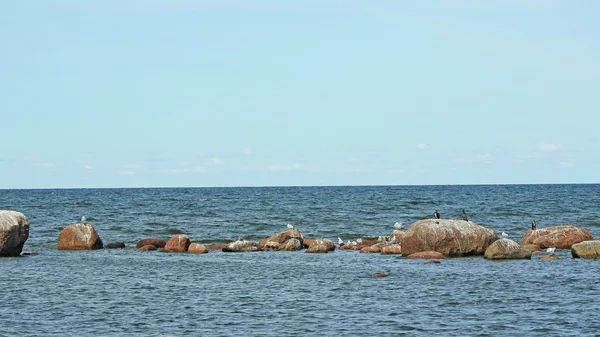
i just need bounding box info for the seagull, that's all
[389,236,397,244]
[433,210,440,219]
[356,238,363,244]
[81,216,86,225]
[502,232,509,237]
[532,220,537,230]
[286,224,294,230]
[394,222,403,230]
[347,240,351,246]
[546,247,556,254]
[461,209,469,222]
[377,236,383,242]
[338,237,343,245]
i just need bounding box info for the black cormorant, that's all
[433,210,440,219]
[461,209,468,222]
[532,220,537,230]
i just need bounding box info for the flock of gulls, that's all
[77,209,558,254]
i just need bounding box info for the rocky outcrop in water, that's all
[401,219,497,257]
[162,234,191,253]
[0,210,30,257]
[136,238,166,249]
[188,243,209,254]
[380,244,402,255]
[57,224,103,250]
[257,229,304,251]
[139,245,157,251]
[304,238,335,252]
[405,251,446,259]
[223,239,259,252]
[484,239,532,260]
[519,225,593,249]
[571,240,600,259]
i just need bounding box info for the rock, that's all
[305,245,330,253]
[188,243,209,254]
[520,225,594,249]
[522,244,542,254]
[540,255,559,261]
[0,210,30,257]
[360,246,382,253]
[280,238,302,251]
[571,240,600,259]
[401,219,497,257]
[136,238,166,249]
[303,238,336,251]
[380,244,402,255]
[373,273,388,278]
[405,251,446,259]
[222,240,259,252]
[106,242,126,249]
[57,224,103,250]
[162,234,190,253]
[484,239,532,260]
[389,230,405,244]
[423,259,441,264]
[207,244,227,251]
[139,245,157,251]
[257,229,304,251]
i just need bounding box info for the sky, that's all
[1,0,599,189]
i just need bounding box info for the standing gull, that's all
[286,224,294,230]
[433,210,440,219]
[461,209,469,222]
[81,216,86,225]
[502,232,509,237]
[394,222,403,230]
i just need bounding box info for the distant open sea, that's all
[1,184,600,336]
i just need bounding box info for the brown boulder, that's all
[405,251,446,259]
[207,244,227,251]
[373,273,388,278]
[280,238,302,251]
[401,219,497,257]
[136,238,166,249]
[139,245,157,251]
[484,239,532,260]
[106,242,126,249]
[257,229,304,251]
[162,234,190,253]
[223,240,259,252]
[305,245,330,253]
[389,230,405,244]
[188,243,209,254]
[304,238,335,251]
[0,210,30,257]
[571,240,600,259]
[522,244,542,254]
[423,259,441,264]
[380,244,402,255]
[520,225,594,249]
[360,246,382,253]
[57,224,103,250]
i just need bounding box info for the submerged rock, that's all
[401,219,497,257]
[139,245,157,252]
[484,239,532,260]
[520,225,594,249]
[57,224,103,250]
[571,240,600,259]
[540,255,559,261]
[0,210,30,257]
[106,242,126,249]
[162,234,190,253]
[405,251,446,259]
[136,238,166,249]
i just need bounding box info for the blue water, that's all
[1,185,600,336]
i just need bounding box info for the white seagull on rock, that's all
[502,232,509,237]
[286,224,294,230]
[338,237,343,245]
[546,247,556,254]
[81,216,86,225]
[394,222,403,230]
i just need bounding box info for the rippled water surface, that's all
[1,185,600,336]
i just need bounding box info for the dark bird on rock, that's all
[433,210,440,219]
[461,209,468,222]
[532,220,537,230]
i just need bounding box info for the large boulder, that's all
[484,239,532,260]
[389,230,405,244]
[571,240,600,259]
[57,224,103,250]
[257,229,304,251]
[223,239,259,252]
[162,234,190,253]
[136,238,166,249]
[520,225,594,249]
[0,210,30,257]
[401,219,497,257]
[188,243,209,254]
[380,244,402,255]
[405,251,446,259]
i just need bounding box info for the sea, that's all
[1,184,599,336]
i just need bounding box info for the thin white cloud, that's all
[538,144,562,151]
[416,143,428,150]
[268,164,301,172]
[33,162,55,168]
[120,170,135,175]
[559,161,574,168]
[123,164,139,169]
[210,157,225,165]
[242,148,252,155]
[84,165,93,170]
[164,167,206,174]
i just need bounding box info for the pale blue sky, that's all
[1,0,598,188]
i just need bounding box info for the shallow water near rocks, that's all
[1,185,600,336]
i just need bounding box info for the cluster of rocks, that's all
[2,209,600,260]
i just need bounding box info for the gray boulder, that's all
[0,210,30,257]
